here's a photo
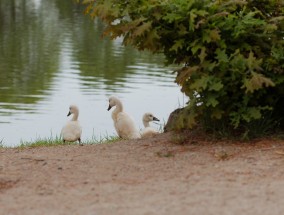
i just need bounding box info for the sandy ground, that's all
[1,132,284,215]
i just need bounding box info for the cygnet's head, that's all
[67,105,79,116]
[143,112,160,122]
[107,96,119,111]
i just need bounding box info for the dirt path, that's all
[1,133,284,215]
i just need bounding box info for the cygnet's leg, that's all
[78,138,83,146]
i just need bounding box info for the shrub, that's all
[80,0,284,136]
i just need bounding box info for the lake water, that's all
[0,0,184,147]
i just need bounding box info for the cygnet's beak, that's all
[67,111,71,117]
[107,105,112,111]
[153,116,160,121]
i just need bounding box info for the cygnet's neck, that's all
[114,99,123,113]
[143,119,150,128]
[71,111,79,121]
[112,99,123,120]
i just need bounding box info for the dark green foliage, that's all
[80,0,284,137]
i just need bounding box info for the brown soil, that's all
[1,132,284,215]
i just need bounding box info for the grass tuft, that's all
[17,132,120,148]
[200,111,282,141]
[18,135,71,148]
[84,132,120,145]
[0,138,4,148]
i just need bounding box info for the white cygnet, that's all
[141,112,160,138]
[107,96,141,139]
[61,105,82,145]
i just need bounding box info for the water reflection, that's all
[0,0,183,146]
[0,0,61,112]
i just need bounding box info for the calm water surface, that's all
[0,0,184,146]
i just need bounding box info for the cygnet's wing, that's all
[116,112,140,139]
[61,121,82,141]
[141,127,159,138]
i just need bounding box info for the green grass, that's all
[17,132,120,148]
[199,110,283,141]
[19,135,69,148]
[0,138,4,148]
[84,132,120,145]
